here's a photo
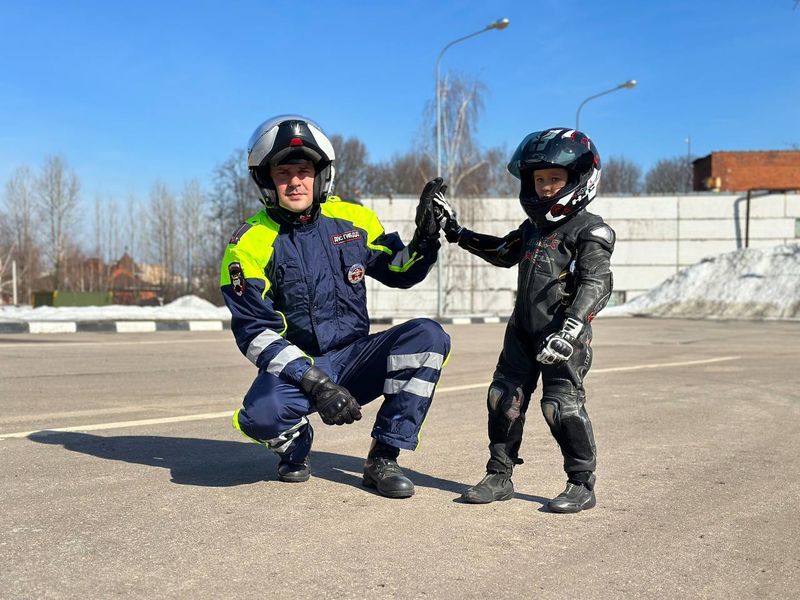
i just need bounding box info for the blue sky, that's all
[1,0,798,202]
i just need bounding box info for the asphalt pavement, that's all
[1,318,798,599]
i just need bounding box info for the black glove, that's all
[299,366,362,426]
[431,193,463,243]
[536,317,583,365]
[414,177,447,242]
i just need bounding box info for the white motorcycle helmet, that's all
[247,114,336,209]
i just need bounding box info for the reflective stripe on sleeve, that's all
[387,352,444,372]
[245,329,283,365]
[266,345,309,377]
[388,246,423,273]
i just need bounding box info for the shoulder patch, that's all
[228,262,246,296]
[229,223,253,245]
[588,224,615,245]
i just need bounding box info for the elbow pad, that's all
[566,226,615,322]
[567,271,613,322]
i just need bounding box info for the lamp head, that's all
[488,18,510,30]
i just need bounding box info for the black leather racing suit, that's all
[456,210,615,478]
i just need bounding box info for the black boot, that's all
[548,472,596,513]
[460,471,514,504]
[277,456,310,483]
[362,441,414,498]
[460,443,518,504]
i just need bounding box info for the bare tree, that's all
[95,197,120,262]
[599,156,643,195]
[36,155,80,290]
[146,181,179,300]
[178,179,206,295]
[438,74,490,198]
[645,156,693,194]
[428,74,502,313]
[1,166,41,302]
[459,146,517,197]
[210,149,258,243]
[366,152,434,197]
[329,134,370,201]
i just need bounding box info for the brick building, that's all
[693,150,800,192]
[109,253,160,305]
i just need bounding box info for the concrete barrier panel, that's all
[785,195,800,217]
[747,238,797,250]
[680,219,739,240]
[748,195,790,218]
[594,196,677,220]
[679,240,740,264]
[678,195,738,219]
[613,241,678,265]
[607,219,677,240]
[745,218,796,239]
[611,266,678,290]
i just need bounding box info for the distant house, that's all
[110,253,160,305]
[693,150,800,192]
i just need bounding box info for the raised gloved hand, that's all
[300,366,362,425]
[414,177,447,242]
[431,193,463,243]
[536,317,584,365]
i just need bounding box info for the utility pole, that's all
[686,134,692,192]
[12,260,18,305]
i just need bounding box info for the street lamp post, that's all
[434,17,509,319]
[575,79,637,131]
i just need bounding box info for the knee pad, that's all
[541,401,559,429]
[541,382,595,462]
[487,379,525,439]
[540,380,581,429]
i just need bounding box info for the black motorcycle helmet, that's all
[507,128,601,228]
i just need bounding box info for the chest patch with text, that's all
[331,230,362,245]
[522,233,561,265]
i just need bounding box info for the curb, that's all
[0,320,232,334]
[0,316,509,335]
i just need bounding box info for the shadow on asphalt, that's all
[25,431,547,505]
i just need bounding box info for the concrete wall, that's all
[359,192,800,318]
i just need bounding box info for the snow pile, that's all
[612,244,800,319]
[0,295,230,322]
[164,295,218,310]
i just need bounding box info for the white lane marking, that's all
[0,405,172,425]
[439,356,741,392]
[0,412,233,439]
[592,355,740,373]
[0,355,740,440]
